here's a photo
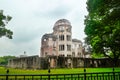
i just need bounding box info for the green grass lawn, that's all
[0,67,120,74]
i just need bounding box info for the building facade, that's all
[41,19,84,57]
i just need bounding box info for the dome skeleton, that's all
[41,19,83,57]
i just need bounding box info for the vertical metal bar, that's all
[102,73,104,80]
[48,74,50,80]
[113,68,115,80]
[96,73,98,80]
[99,75,101,80]
[94,76,95,80]
[78,74,79,80]
[118,73,120,80]
[71,74,73,80]
[96,75,98,80]
[56,75,58,80]
[40,75,42,80]
[15,75,17,80]
[6,69,9,80]
[24,75,25,80]
[6,74,8,80]
[91,73,92,80]
[64,75,65,80]
[84,69,86,80]
[32,75,33,80]
[108,74,109,80]
[111,74,113,80]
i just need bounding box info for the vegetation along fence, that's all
[0,71,120,80]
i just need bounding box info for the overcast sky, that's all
[0,0,88,57]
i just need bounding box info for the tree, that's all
[84,0,120,66]
[0,56,16,66]
[0,10,13,39]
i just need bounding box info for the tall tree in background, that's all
[0,10,13,39]
[84,0,120,66]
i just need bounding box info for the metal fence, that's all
[0,72,120,80]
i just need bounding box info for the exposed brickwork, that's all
[41,19,84,57]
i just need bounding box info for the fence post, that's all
[6,69,9,80]
[48,68,51,80]
[113,68,115,80]
[84,68,86,80]
[48,56,51,80]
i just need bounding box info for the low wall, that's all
[8,55,120,69]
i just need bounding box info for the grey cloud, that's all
[34,5,71,18]
[12,27,42,43]
[49,6,71,17]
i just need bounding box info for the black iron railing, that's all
[0,72,120,80]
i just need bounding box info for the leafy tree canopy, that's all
[0,56,16,65]
[84,0,120,66]
[0,10,13,39]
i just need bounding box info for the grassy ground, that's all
[0,67,120,74]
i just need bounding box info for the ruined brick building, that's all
[8,19,93,69]
[39,19,85,68]
[41,19,84,57]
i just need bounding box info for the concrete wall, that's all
[8,55,120,69]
